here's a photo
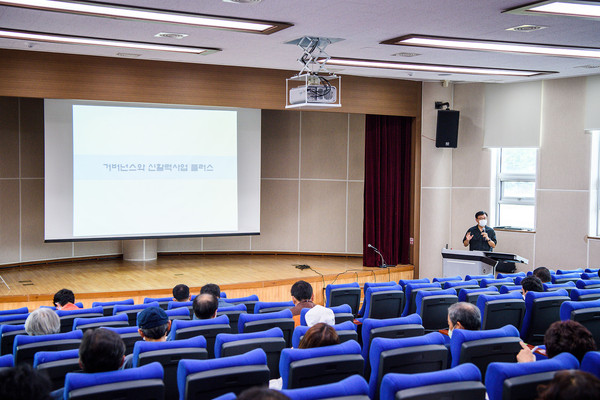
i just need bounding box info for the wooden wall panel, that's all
[0,49,421,117]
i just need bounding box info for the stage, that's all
[0,254,414,310]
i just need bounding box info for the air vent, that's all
[391,52,421,57]
[154,32,189,39]
[506,25,546,32]
[575,64,600,69]
[117,53,141,58]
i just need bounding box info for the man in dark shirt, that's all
[463,211,497,251]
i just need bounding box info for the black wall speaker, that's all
[435,109,460,148]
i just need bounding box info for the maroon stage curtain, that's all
[363,114,412,267]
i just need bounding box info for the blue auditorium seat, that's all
[238,309,294,348]
[581,272,600,280]
[585,268,600,273]
[444,279,479,293]
[13,329,83,365]
[0,307,28,316]
[169,315,231,358]
[132,336,207,400]
[164,307,191,321]
[0,353,14,371]
[223,295,259,314]
[113,302,160,326]
[292,320,357,348]
[557,268,584,274]
[279,340,363,389]
[402,282,442,316]
[143,297,173,310]
[569,287,600,301]
[560,299,600,345]
[281,374,369,400]
[215,327,285,379]
[457,287,499,304]
[477,291,525,330]
[398,278,430,291]
[33,348,80,390]
[0,324,25,356]
[415,288,457,331]
[552,273,582,284]
[497,272,526,280]
[380,363,485,400]
[485,352,579,400]
[520,289,569,345]
[576,279,600,289]
[92,299,134,316]
[543,281,576,295]
[368,332,448,400]
[56,307,104,333]
[358,285,404,320]
[177,348,269,400]
[217,303,247,333]
[0,312,30,326]
[72,313,130,332]
[104,326,142,355]
[254,301,294,314]
[581,351,600,379]
[325,282,361,315]
[357,282,398,316]
[64,361,164,400]
[450,324,521,379]
[480,277,514,289]
[432,275,462,283]
[499,285,523,294]
[464,273,494,283]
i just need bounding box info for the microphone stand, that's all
[369,244,393,268]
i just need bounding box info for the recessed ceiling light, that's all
[0,0,291,34]
[116,53,141,58]
[505,1,600,20]
[0,29,220,54]
[322,57,554,77]
[382,35,600,59]
[154,32,189,40]
[575,64,600,69]
[222,0,262,3]
[506,25,547,32]
[391,52,421,57]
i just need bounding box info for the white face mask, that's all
[448,327,453,338]
[478,219,487,227]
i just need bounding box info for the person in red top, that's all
[53,288,80,310]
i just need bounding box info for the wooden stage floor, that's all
[0,254,414,311]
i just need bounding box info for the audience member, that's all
[533,267,552,283]
[51,328,126,399]
[289,280,315,317]
[0,364,52,400]
[200,283,229,308]
[304,305,335,327]
[518,320,597,363]
[447,301,481,337]
[298,322,340,349]
[53,288,80,310]
[24,308,60,336]
[522,276,544,296]
[536,370,600,400]
[237,387,290,400]
[172,284,191,302]
[193,293,218,319]
[123,306,171,368]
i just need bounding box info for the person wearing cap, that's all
[304,305,335,327]
[122,306,171,368]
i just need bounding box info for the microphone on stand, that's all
[368,244,391,268]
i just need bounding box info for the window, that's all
[495,148,537,230]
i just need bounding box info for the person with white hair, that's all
[24,308,60,336]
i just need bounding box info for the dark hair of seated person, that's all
[298,322,340,349]
[172,284,190,301]
[53,288,75,306]
[79,328,126,373]
[536,370,600,400]
[544,320,597,362]
[533,267,552,283]
[0,364,52,400]
[193,293,218,319]
[521,276,544,293]
[200,283,221,299]
[237,387,291,400]
[291,280,313,302]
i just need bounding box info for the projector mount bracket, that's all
[294,36,337,81]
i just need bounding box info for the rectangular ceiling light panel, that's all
[505,1,600,19]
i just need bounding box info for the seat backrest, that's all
[552,273,582,284]
[397,279,430,291]
[368,332,448,400]
[325,282,361,315]
[432,275,462,283]
[444,280,479,293]
[364,285,405,319]
[484,352,579,400]
[72,313,130,332]
[415,289,458,331]
[457,287,499,304]
[0,307,28,316]
[581,351,600,379]
[560,299,600,346]
[64,361,164,400]
[0,312,30,326]
[170,315,231,358]
[402,282,442,316]
[292,321,357,348]
[556,268,584,275]
[238,309,295,348]
[164,307,191,321]
[215,327,285,379]
[217,304,247,334]
[480,278,514,289]
[379,363,483,400]
[281,374,369,400]
[14,330,83,366]
[581,272,600,280]
[56,307,104,333]
[450,324,521,379]
[104,326,142,355]
[499,285,523,294]
[576,279,600,289]
[33,349,80,391]
[497,272,526,280]
[477,291,525,330]
[223,295,259,315]
[0,324,25,356]
[0,354,14,370]
[167,301,194,319]
[254,301,294,314]
[464,274,494,283]
[177,348,269,400]
[356,282,399,316]
[570,287,600,301]
[134,336,207,400]
[143,297,172,310]
[113,302,160,326]
[92,299,135,317]
[520,289,569,345]
[280,340,363,389]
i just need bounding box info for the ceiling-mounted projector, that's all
[289,84,337,105]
